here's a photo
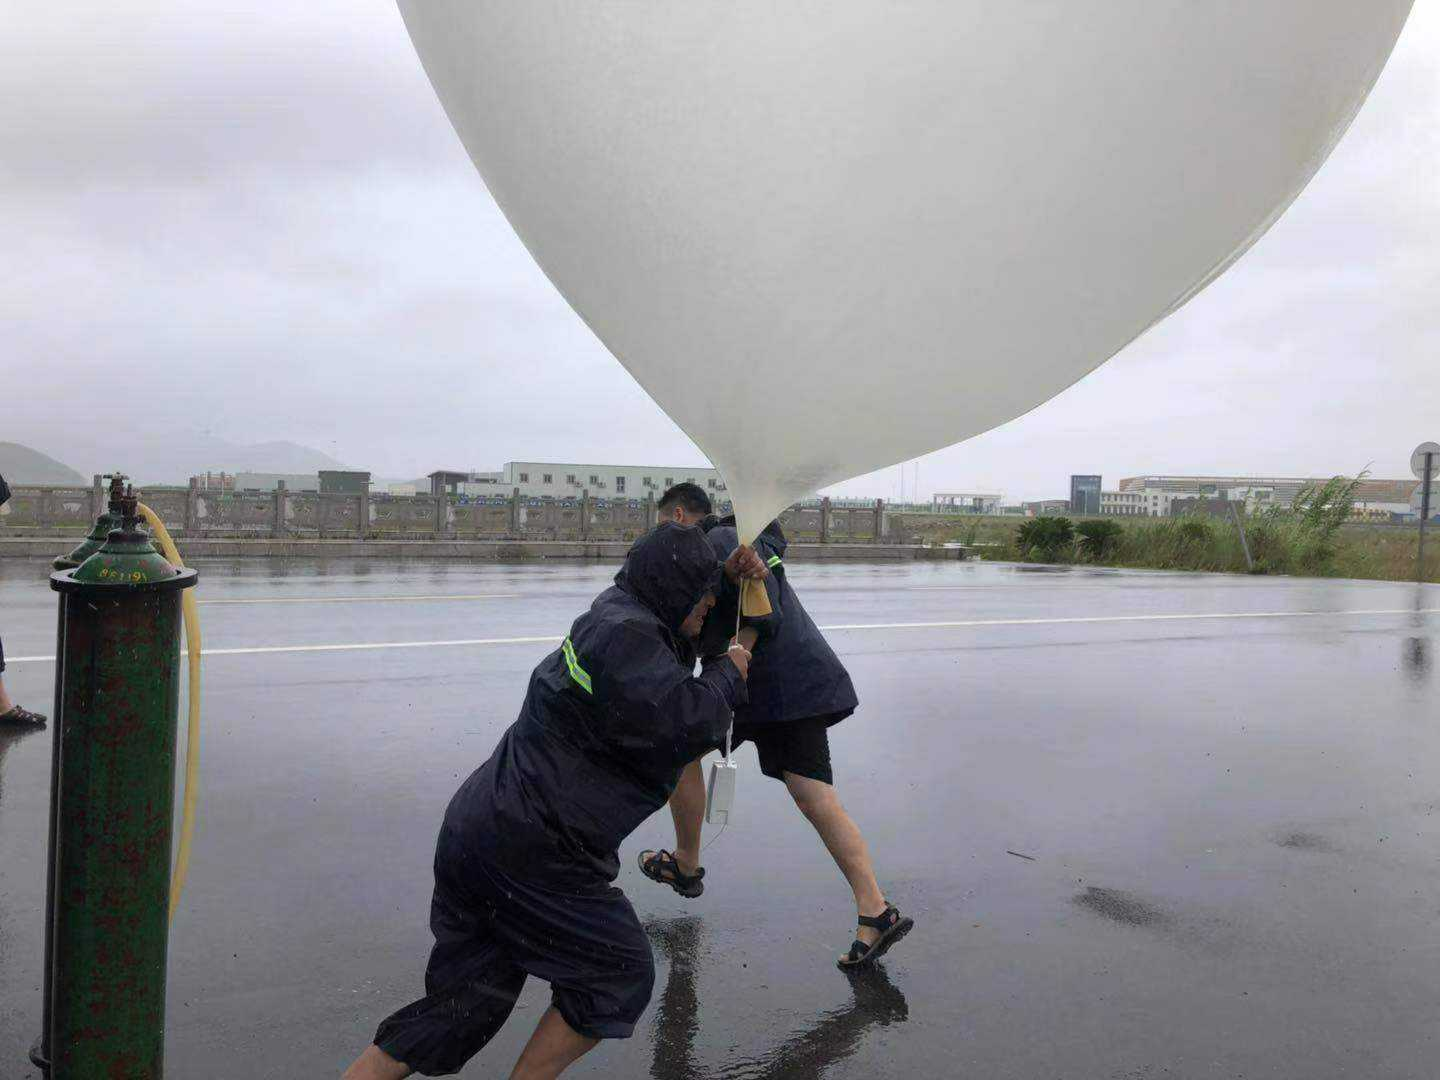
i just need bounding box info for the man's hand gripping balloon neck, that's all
[724,545,766,584]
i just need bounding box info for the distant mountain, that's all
[0,442,87,485]
[8,433,355,486]
[183,438,353,477]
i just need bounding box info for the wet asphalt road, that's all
[1,556,1437,1079]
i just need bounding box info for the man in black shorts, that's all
[639,486,912,970]
[344,523,752,1079]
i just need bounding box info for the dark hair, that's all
[658,482,712,517]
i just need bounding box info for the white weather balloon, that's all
[400,1,1413,541]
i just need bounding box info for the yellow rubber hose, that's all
[137,503,201,923]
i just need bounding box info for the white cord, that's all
[724,592,742,762]
[701,820,729,854]
[704,591,746,856]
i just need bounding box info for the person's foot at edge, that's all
[0,705,46,728]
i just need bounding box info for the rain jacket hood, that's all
[614,522,724,635]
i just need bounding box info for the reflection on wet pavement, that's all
[0,721,46,1071]
[1403,636,1430,682]
[1402,584,1432,687]
[0,720,44,815]
[647,916,908,1080]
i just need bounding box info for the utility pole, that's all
[1229,502,1254,572]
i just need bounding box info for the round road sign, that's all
[1412,442,1440,480]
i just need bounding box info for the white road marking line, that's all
[820,608,1440,631]
[204,635,563,656]
[2,636,564,663]
[197,593,519,605]
[4,607,1434,664]
[906,583,1305,591]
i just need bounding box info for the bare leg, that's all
[783,772,888,945]
[508,1006,598,1080]
[0,677,14,713]
[341,1044,411,1080]
[668,757,707,876]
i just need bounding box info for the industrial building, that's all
[318,470,371,494]
[426,470,502,497]
[1352,479,1424,517]
[1118,475,1418,517]
[229,472,321,492]
[196,471,370,494]
[1022,499,1071,516]
[1099,490,1148,516]
[428,462,728,503]
[1069,475,1102,516]
[932,492,1003,514]
[499,461,724,498]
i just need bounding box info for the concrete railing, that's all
[2,479,895,544]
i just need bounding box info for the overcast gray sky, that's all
[3,3,1436,500]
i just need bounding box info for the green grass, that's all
[973,517,1438,582]
[912,473,1439,584]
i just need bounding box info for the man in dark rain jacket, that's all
[639,486,913,971]
[344,523,752,1080]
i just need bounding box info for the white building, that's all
[1118,475,1314,506]
[427,462,730,503]
[1119,475,1413,513]
[457,471,504,498]
[1100,490,1146,516]
[932,492,1003,514]
[1357,479,1427,519]
[497,462,726,500]
[1224,485,1277,510]
[1102,489,1172,516]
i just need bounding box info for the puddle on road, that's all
[1274,831,1339,853]
[1073,886,1173,929]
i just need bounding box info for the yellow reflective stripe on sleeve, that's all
[562,637,593,694]
[766,554,783,569]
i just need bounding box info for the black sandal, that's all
[0,705,46,728]
[837,903,913,971]
[638,850,705,899]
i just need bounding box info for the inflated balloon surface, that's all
[400,1,1413,541]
